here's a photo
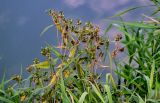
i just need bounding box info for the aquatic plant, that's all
[1,0,160,102]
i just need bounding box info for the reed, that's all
[0,1,160,102]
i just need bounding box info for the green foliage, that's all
[1,1,160,102]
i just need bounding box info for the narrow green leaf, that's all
[48,45,62,58]
[110,5,152,18]
[66,89,79,103]
[155,72,160,98]
[40,24,54,36]
[111,20,159,29]
[27,86,49,103]
[144,75,152,97]
[104,85,112,103]
[76,64,84,78]
[136,93,145,103]
[78,92,88,103]
[90,82,105,103]
[150,60,155,89]
[0,96,14,103]
[104,24,112,36]
[60,72,70,103]
[115,24,132,40]
[106,73,117,90]
[147,99,160,103]
[0,71,6,90]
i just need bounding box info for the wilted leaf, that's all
[34,61,50,69]
[49,70,60,86]
[77,64,84,78]
[63,70,70,78]
[49,74,57,85]
[69,46,78,58]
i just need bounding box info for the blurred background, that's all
[0,0,153,80]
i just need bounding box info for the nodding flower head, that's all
[114,34,122,41]
[11,75,22,82]
[40,47,51,57]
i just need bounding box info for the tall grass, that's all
[1,1,160,102]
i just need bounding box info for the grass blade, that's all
[150,60,155,89]
[0,71,6,90]
[60,72,70,103]
[136,93,145,103]
[66,89,79,103]
[111,20,159,29]
[0,96,14,103]
[90,82,105,103]
[104,85,112,103]
[106,73,117,90]
[110,5,153,18]
[48,45,62,58]
[78,92,88,103]
[40,24,54,36]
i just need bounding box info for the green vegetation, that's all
[1,1,160,102]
